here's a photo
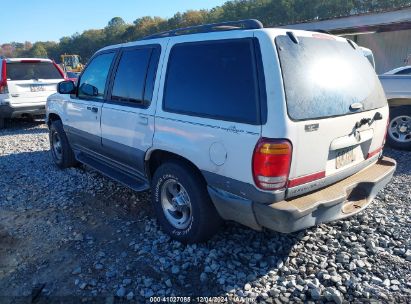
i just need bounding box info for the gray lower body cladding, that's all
[208,156,396,233]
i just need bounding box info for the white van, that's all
[0,58,65,128]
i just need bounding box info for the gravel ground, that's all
[0,120,410,303]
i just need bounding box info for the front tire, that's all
[387,106,411,150]
[0,118,4,130]
[49,120,77,169]
[151,161,223,243]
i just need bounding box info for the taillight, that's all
[53,61,66,80]
[0,59,7,94]
[252,139,292,190]
[367,117,390,159]
[367,117,389,159]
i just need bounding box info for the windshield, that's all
[7,62,63,80]
[63,56,80,68]
[276,35,386,121]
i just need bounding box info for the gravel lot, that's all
[0,120,410,303]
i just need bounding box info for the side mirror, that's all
[58,80,76,94]
[80,83,99,97]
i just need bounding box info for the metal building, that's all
[284,6,411,74]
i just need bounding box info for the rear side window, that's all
[111,48,153,105]
[164,39,261,124]
[6,62,63,80]
[78,52,115,100]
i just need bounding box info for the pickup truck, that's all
[379,75,411,150]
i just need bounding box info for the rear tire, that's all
[387,106,411,150]
[49,120,77,169]
[151,160,223,243]
[0,118,4,130]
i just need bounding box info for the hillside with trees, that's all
[1,0,410,62]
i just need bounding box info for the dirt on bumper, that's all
[254,157,397,233]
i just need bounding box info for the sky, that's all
[0,0,227,44]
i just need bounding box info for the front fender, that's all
[46,93,68,124]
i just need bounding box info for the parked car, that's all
[379,74,411,150]
[0,58,65,128]
[66,71,80,82]
[46,20,396,243]
[384,65,411,75]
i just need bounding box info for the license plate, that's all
[30,85,45,92]
[335,148,355,169]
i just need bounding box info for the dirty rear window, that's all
[276,35,386,121]
[7,62,63,81]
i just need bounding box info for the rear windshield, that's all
[276,35,386,121]
[6,62,63,81]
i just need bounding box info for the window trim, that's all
[162,38,266,126]
[395,68,411,75]
[105,44,161,109]
[75,50,119,102]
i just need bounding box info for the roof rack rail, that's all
[142,19,264,40]
[309,29,332,34]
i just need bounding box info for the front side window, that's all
[111,48,152,104]
[163,39,260,124]
[78,52,115,100]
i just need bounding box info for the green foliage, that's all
[30,44,48,58]
[5,0,411,62]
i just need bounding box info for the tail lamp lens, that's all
[0,59,7,94]
[252,139,292,190]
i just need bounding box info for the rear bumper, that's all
[208,156,396,233]
[0,104,46,118]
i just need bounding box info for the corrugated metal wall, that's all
[346,29,411,74]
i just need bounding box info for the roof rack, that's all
[142,19,264,40]
[309,29,332,34]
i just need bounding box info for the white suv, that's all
[46,20,396,243]
[0,58,65,128]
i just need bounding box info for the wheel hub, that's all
[160,179,192,229]
[52,132,63,160]
[171,192,189,212]
[398,124,408,134]
[389,115,411,143]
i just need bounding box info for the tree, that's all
[107,17,126,28]
[2,0,410,62]
[105,17,128,44]
[29,43,48,58]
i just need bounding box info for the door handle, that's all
[87,106,98,113]
[138,114,149,125]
